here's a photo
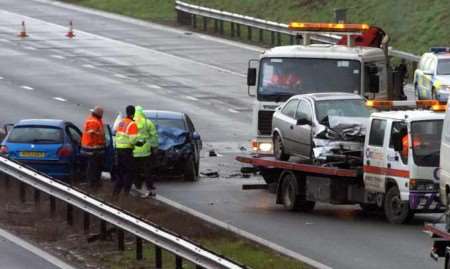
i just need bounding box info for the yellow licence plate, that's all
[20,151,46,158]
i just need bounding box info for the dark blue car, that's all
[144,110,202,181]
[0,119,113,182]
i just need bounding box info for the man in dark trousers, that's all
[81,106,106,188]
[113,105,139,198]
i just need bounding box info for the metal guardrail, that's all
[0,156,246,269]
[175,0,420,62]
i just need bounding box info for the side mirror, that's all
[297,118,311,126]
[247,68,257,86]
[192,132,201,140]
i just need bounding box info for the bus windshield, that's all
[257,58,361,102]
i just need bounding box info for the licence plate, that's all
[19,151,46,158]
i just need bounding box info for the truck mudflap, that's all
[410,192,445,211]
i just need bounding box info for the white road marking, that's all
[21,85,34,91]
[147,84,162,89]
[53,97,67,102]
[114,73,128,79]
[23,46,36,50]
[185,96,199,101]
[51,54,65,59]
[0,38,10,43]
[228,108,239,113]
[0,227,78,269]
[82,64,95,69]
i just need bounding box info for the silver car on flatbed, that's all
[272,92,371,163]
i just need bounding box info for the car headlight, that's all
[410,179,438,192]
[251,140,273,153]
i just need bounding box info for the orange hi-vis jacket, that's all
[81,115,105,149]
[115,117,138,149]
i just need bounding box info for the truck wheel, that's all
[281,173,315,212]
[184,157,198,182]
[273,134,289,161]
[384,187,413,224]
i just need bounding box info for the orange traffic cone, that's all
[66,20,75,38]
[17,21,28,38]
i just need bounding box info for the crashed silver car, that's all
[272,93,371,165]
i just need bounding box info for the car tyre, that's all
[273,134,289,161]
[384,186,414,224]
[184,156,198,182]
[281,173,315,212]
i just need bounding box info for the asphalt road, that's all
[0,1,441,268]
[0,228,71,269]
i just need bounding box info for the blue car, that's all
[144,110,202,181]
[0,119,113,182]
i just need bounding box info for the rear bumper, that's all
[409,192,445,212]
[15,159,72,179]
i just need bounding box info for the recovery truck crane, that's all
[238,100,446,224]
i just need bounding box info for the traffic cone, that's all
[66,20,75,38]
[17,21,28,38]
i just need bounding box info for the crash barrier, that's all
[174,1,421,63]
[0,156,246,269]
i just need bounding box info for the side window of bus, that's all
[369,119,387,147]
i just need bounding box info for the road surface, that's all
[0,1,440,268]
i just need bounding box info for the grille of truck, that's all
[258,110,274,135]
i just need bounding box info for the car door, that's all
[364,118,388,193]
[275,99,299,153]
[291,99,313,158]
[65,124,82,160]
[103,124,114,172]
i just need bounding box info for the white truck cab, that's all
[364,108,445,223]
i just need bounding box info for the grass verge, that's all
[0,179,309,269]
[61,0,449,54]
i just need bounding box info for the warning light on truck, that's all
[288,22,370,32]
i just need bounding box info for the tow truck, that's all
[238,100,446,224]
[246,22,404,156]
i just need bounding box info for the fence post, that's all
[220,21,224,35]
[214,19,218,33]
[203,17,208,31]
[175,255,183,269]
[247,26,252,41]
[118,230,125,251]
[155,246,162,269]
[192,14,197,29]
[66,204,74,226]
[271,31,275,45]
[136,237,143,260]
[33,189,40,204]
[230,22,235,37]
[259,29,264,43]
[83,212,90,234]
[100,220,107,239]
[236,24,241,38]
[277,32,282,46]
[50,196,56,216]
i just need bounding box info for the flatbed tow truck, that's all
[238,100,446,224]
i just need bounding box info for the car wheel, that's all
[184,156,198,182]
[384,186,413,224]
[273,134,289,161]
[281,173,315,212]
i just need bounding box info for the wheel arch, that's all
[385,177,398,192]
